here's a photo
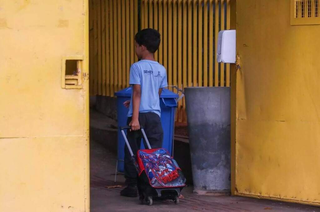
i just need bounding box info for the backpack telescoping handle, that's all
[120,127,152,157]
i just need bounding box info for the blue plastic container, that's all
[115,87,179,172]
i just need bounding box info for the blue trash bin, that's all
[115,87,180,172]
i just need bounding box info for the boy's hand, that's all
[123,100,130,108]
[129,119,140,131]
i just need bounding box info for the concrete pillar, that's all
[185,87,231,194]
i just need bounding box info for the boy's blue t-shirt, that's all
[128,59,168,117]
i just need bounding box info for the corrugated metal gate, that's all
[89,0,231,124]
[89,0,139,96]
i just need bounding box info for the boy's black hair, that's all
[135,28,160,53]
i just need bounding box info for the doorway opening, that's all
[88,0,233,210]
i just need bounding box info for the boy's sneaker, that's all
[120,185,138,197]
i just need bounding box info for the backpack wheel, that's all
[174,196,179,204]
[139,196,144,205]
[147,196,153,206]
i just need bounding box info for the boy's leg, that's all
[124,130,141,185]
[121,117,142,197]
[141,113,163,149]
[121,113,163,197]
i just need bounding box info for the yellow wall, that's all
[234,0,320,205]
[0,0,89,211]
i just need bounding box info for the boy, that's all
[120,29,168,197]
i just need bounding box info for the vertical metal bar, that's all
[188,0,192,87]
[95,0,99,93]
[226,0,230,87]
[300,0,303,18]
[214,0,219,87]
[94,0,98,95]
[154,0,159,61]
[307,0,309,17]
[305,0,307,18]
[198,0,203,87]
[144,0,149,28]
[209,0,214,87]
[295,0,300,18]
[295,0,299,18]
[126,0,130,87]
[306,0,309,17]
[183,0,188,122]
[109,0,115,96]
[92,0,96,94]
[113,0,118,94]
[97,0,102,94]
[135,0,139,61]
[299,0,302,18]
[309,0,312,17]
[305,0,308,18]
[111,0,116,96]
[178,0,182,122]
[173,0,178,90]
[141,129,152,149]
[130,0,135,66]
[311,0,315,17]
[89,0,93,94]
[203,0,208,87]
[121,0,126,90]
[159,0,163,64]
[220,0,225,87]
[112,1,118,96]
[106,0,110,96]
[121,130,135,156]
[304,0,306,18]
[168,0,173,87]
[173,0,179,123]
[313,0,316,17]
[163,0,168,71]
[308,0,312,17]
[117,0,122,91]
[301,0,304,18]
[141,0,145,29]
[102,0,106,95]
[183,0,187,89]
[193,0,198,87]
[149,0,154,28]
[316,0,319,17]
[154,0,159,30]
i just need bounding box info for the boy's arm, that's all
[129,84,141,131]
[159,88,163,96]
